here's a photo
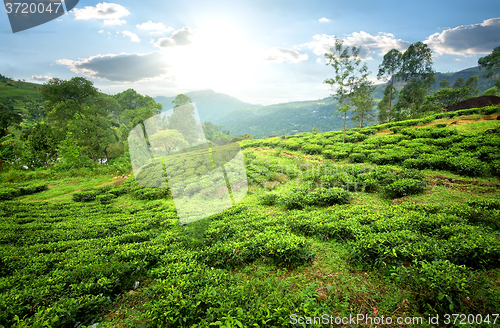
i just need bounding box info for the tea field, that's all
[1,105,500,327]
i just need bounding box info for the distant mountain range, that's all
[153,66,499,138]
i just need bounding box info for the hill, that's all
[154,89,260,124]
[1,104,499,326]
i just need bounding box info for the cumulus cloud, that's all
[30,75,51,82]
[154,27,195,48]
[56,52,169,82]
[121,30,140,42]
[73,2,130,24]
[425,17,500,56]
[304,31,410,60]
[137,20,174,33]
[98,30,104,34]
[319,17,330,23]
[103,19,126,26]
[263,47,308,63]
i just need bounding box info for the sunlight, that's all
[164,22,262,92]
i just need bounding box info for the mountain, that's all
[433,66,500,92]
[153,90,260,124]
[215,97,359,138]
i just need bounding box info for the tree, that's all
[452,76,465,89]
[311,125,319,133]
[114,89,162,128]
[484,79,500,96]
[351,80,376,128]
[0,103,22,138]
[149,129,189,155]
[377,49,402,123]
[41,77,99,130]
[0,134,18,172]
[378,84,398,123]
[324,37,369,142]
[395,42,435,118]
[439,79,451,89]
[478,45,500,79]
[421,87,470,112]
[172,94,192,108]
[465,76,480,97]
[167,95,198,144]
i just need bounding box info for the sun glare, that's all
[164,22,262,92]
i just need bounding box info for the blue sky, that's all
[1,0,500,105]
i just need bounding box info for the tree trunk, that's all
[389,76,394,122]
[343,112,346,143]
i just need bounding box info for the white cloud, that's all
[103,19,126,26]
[154,27,196,48]
[121,30,140,42]
[319,17,330,23]
[30,75,51,82]
[56,52,169,82]
[136,20,174,33]
[316,58,322,63]
[98,29,104,34]
[303,31,410,60]
[425,17,500,56]
[263,47,308,63]
[73,2,130,24]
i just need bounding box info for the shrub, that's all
[449,156,485,177]
[301,144,323,155]
[435,123,448,128]
[72,190,97,202]
[0,187,20,200]
[323,150,348,161]
[17,183,48,195]
[279,186,351,209]
[383,178,426,198]
[349,153,366,163]
[97,193,115,205]
[258,193,279,206]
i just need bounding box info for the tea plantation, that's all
[1,105,500,327]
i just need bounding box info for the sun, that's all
[163,21,262,93]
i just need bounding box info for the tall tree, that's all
[0,103,22,138]
[351,80,376,128]
[439,79,451,89]
[395,42,434,118]
[452,76,465,89]
[324,37,369,142]
[378,84,398,123]
[377,49,402,123]
[478,45,500,79]
[465,76,480,97]
[172,94,193,108]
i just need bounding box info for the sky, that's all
[1,0,500,105]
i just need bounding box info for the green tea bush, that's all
[435,123,448,128]
[349,153,366,163]
[448,156,485,177]
[383,178,426,198]
[72,189,97,202]
[0,187,20,200]
[323,150,348,161]
[17,182,48,195]
[96,193,115,205]
[398,259,488,313]
[258,193,279,206]
[278,186,350,209]
[301,143,323,155]
[283,140,302,151]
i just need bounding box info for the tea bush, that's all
[383,178,426,198]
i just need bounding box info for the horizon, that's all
[1,0,500,105]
